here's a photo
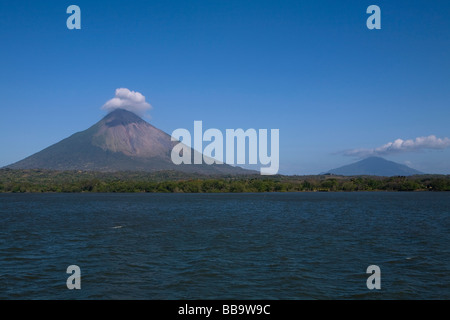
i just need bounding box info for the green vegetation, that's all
[0,169,449,193]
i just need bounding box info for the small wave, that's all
[112,226,123,229]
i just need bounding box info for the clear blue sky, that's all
[1,0,449,174]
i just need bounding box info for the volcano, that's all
[324,156,423,176]
[6,109,250,174]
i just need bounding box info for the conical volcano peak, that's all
[324,156,423,176]
[92,108,171,158]
[6,108,251,174]
[102,108,146,127]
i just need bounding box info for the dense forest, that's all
[1,169,450,193]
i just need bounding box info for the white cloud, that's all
[102,88,152,117]
[343,135,450,158]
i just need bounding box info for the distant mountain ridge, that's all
[6,109,251,174]
[324,157,423,176]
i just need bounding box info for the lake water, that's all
[0,192,448,299]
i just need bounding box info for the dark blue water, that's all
[0,192,449,299]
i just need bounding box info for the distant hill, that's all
[6,109,251,174]
[324,157,423,176]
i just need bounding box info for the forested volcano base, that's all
[1,169,449,193]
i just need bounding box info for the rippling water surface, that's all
[0,192,449,299]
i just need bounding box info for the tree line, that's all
[1,169,450,193]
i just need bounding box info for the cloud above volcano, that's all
[102,88,152,117]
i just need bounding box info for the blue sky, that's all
[0,0,449,174]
